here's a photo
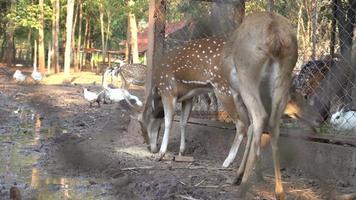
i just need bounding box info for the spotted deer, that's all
[113,63,147,89]
[221,12,298,199]
[138,37,250,167]
[137,33,317,170]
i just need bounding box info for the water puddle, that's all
[0,109,113,199]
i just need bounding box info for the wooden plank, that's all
[174,156,194,162]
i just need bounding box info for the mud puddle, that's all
[0,109,114,200]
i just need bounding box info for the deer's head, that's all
[136,87,164,153]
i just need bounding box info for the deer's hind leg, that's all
[179,98,193,156]
[268,59,295,200]
[215,91,248,168]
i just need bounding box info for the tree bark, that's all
[52,0,60,73]
[99,2,106,66]
[71,1,79,72]
[267,0,274,12]
[311,0,317,59]
[38,0,46,72]
[74,0,82,72]
[330,0,337,57]
[64,0,75,76]
[128,0,139,63]
[3,0,15,67]
[146,0,166,93]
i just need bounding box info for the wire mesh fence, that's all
[152,0,355,134]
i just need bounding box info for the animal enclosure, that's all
[148,0,356,135]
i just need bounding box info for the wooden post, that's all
[146,0,166,94]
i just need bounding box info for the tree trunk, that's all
[47,42,51,74]
[146,0,166,93]
[71,1,79,72]
[3,0,15,67]
[267,0,274,12]
[38,0,46,72]
[311,0,317,59]
[330,0,337,57]
[99,3,106,67]
[74,0,82,72]
[128,0,139,63]
[64,0,75,76]
[82,15,90,69]
[52,0,60,73]
[335,0,355,62]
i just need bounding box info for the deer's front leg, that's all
[156,95,177,161]
[179,99,193,156]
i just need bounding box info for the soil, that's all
[1,66,355,200]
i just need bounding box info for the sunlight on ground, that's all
[115,146,153,158]
[42,72,122,86]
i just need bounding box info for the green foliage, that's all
[5,1,52,30]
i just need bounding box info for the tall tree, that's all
[52,0,60,73]
[74,0,83,72]
[64,0,75,75]
[127,0,139,63]
[38,0,45,72]
[99,2,106,65]
[3,0,15,67]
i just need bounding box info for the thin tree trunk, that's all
[74,0,82,72]
[267,0,274,12]
[3,0,15,67]
[82,15,90,69]
[52,0,60,73]
[105,15,111,64]
[99,3,106,66]
[128,0,139,63]
[311,0,317,59]
[330,0,337,57]
[38,0,45,72]
[71,1,79,71]
[64,0,75,76]
[47,42,51,74]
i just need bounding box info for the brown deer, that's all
[137,35,318,170]
[222,12,298,199]
[138,37,250,167]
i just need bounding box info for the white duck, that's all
[83,88,103,107]
[13,70,27,82]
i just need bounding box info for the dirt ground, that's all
[1,66,356,200]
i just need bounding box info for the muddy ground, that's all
[1,67,356,200]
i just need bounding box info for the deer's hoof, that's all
[222,159,232,168]
[154,152,165,161]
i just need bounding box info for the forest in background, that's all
[0,0,354,75]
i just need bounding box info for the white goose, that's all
[102,69,143,106]
[13,70,27,82]
[31,64,42,82]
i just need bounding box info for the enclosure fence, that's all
[156,0,356,135]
